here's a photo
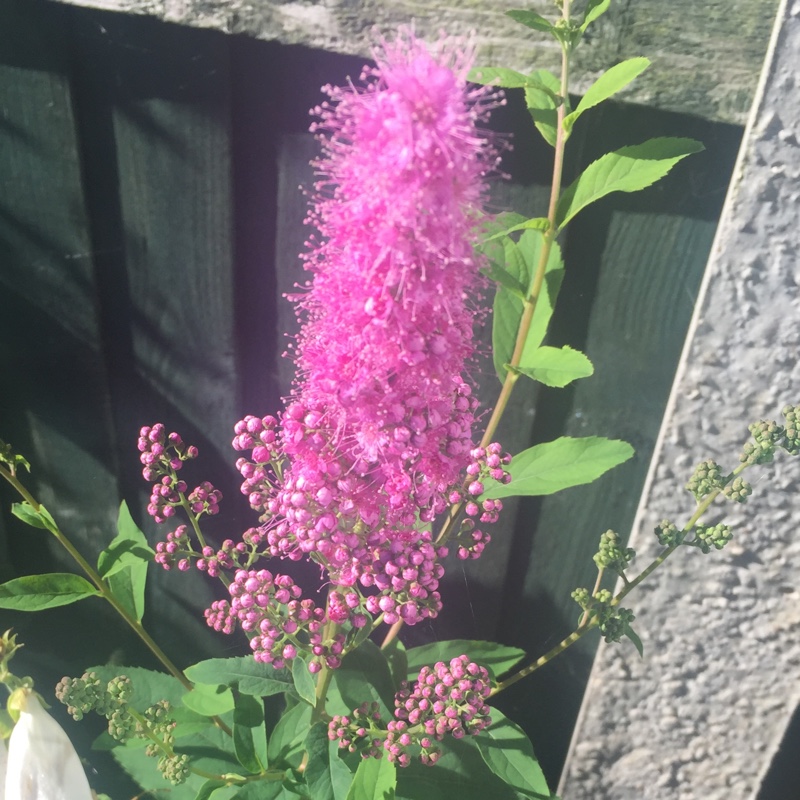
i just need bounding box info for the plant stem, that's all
[491,459,750,695]
[0,465,233,735]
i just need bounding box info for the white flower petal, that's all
[4,692,92,800]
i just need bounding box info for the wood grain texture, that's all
[47,0,780,124]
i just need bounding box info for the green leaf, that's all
[505,9,555,34]
[345,616,375,652]
[95,667,233,800]
[564,58,650,133]
[524,70,562,147]
[11,502,58,535]
[97,501,155,578]
[194,781,239,800]
[482,436,634,500]
[405,641,526,682]
[483,262,525,298]
[292,656,317,706]
[395,737,518,800]
[0,573,100,611]
[185,657,294,697]
[267,701,312,769]
[233,693,268,773]
[329,641,395,719]
[346,756,396,800]
[492,231,564,383]
[101,501,153,622]
[305,723,354,800]
[581,0,611,30]
[482,216,550,244]
[475,710,552,799]
[469,66,530,88]
[382,639,408,691]
[182,683,236,717]
[623,622,644,658]
[556,137,704,229]
[516,345,594,388]
[231,782,304,800]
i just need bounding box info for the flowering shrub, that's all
[0,4,797,800]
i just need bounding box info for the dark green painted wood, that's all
[495,105,742,782]
[0,1,743,795]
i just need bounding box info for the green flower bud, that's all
[655,519,681,547]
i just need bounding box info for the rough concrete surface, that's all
[49,0,778,124]
[560,1,800,797]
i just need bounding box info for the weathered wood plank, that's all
[46,0,779,124]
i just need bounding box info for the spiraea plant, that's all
[0,2,796,799]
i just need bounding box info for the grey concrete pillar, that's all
[560,1,800,797]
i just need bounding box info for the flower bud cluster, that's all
[137,424,198,483]
[593,529,635,573]
[196,539,246,577]
[154,525,192,571]
[56,672,136,742]
[685,459,724,500]
[722,476,752,503]
[445,444,511,559]
[141,701,190,785]
[328,657,493,767]
[328,702,383,758]
[598,607,635,644]
[232,415,282,515]
[187,481,223,517]
[386,656,492,766]
[654,519,681,547]
[693,522,733,553]
[782,405,800,454]
[205,569,345,672]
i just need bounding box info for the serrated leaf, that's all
[482,436,634,499]
[623,623,644,658]
[405,641,526,682]
[292,656,317,706]
[97,501,155,578]
[581,0,611,30]
[556,137,704,229]
[233,693,268,773]
[505,9,555,34]
[517,345,594,388]
[304,723,354,800]
[0,574,99,610]
[492,232,564,383]
[267,702,312,769]
[564,58,650,132]
[482,216,550,244]
[102,501,153,622]
[524,70,562,147]
[475,710,552,799]
[185,657,294,697]
[11,502,57,534]
[183,683,236,717]
[346,756,396,800]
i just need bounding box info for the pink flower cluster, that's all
[205,569,346,671]
[328,655,492,766]
[294,35,500,529]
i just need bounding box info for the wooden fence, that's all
[0,0,744,792]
